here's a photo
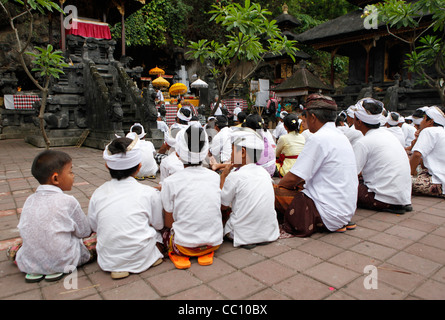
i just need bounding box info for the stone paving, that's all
[1,139,445,300]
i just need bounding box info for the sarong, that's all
[161,228,219,257]
[412,168,445,198]
[357,182,407,211]
[274,185,327,237]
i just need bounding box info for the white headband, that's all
[425,106,445,127]
[231,128,264,151]
[177,108,192,122]
[103,136,142,170]
[129,123,146,139]
[280,111,288,119]
[412,117,423,125]
[386,112,399,126]
[175,126,209,164]
[346,106,355,118]
[352,99,383,125]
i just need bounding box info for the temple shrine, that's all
[295,0,442,111]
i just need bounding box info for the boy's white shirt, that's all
[221,164,279,247]
[160,166,223,248]
[88,177,164,273]
[16,185,92,274]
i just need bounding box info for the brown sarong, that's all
[357,181,407,211]
[412,168,445,198]
[274,185,327,237]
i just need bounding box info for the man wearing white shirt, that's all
[352,98,412,214]
[275,94,358,236]
[410,106,445,198]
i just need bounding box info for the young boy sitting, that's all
[88,136,164,279]
[9,150,94,283]
[160,125,223,269]
[220,128,280,248]
[126,123,158,180]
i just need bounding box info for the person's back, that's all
[354,127,411,206]
[161,166,223,248]
[222,163,279,247]
[15,150,92,278]
[88,137,164,279]
[414,126,445,185]
[294,122,358,230]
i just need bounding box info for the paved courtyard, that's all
[1,138,445,301]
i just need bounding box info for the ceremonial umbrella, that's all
[152,76,170,88]
[169,82,188,96]
[190,78,208,89]
[149,66,165,76]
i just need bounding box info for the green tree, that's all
[372,0,445,106]
[1,0,68,149]
[186,0,299,114]
[110,0,192,47]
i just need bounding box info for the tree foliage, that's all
[373,0,445,106]
[0,0,67,149]
[110,0,192,47]
[186,0,299,113]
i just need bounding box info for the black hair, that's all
[336,111,347,126]
[425,115,444,127]
[215,115,228,129]
[359,100,384,129]
[306,108,337,123]
[388,112,399,126]
[283,114,300,132]
[183,125,206,166]
[130,125,143,135]
[244,113,265,132]
[107,137,140,180]
[412,108,426,119]
[237,111,247,123]
[31,150,72,184]
[177,108,191,125]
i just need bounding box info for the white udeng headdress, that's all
[175,126,209,164]
[425,106,445,127]
[230,128,264,151]
[129,123,146,139]
[103,135,142,170]
[352,98,384,125]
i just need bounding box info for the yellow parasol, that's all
[169,82,188,96]
[152,76,170,88]
[149,66,165,76]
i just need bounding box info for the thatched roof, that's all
[295,9,385,45]
[273,60,332,93]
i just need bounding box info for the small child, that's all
[160,125,223,269]
[88,136,164,279]
[126,123,158,179]
[220,128,280,248]
[9,150,94,283]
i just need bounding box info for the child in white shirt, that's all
[220,128,280,248]
[161,126,223,269]
[10,150,94,283]
[88,136,164,279]
[127,123,158,179]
